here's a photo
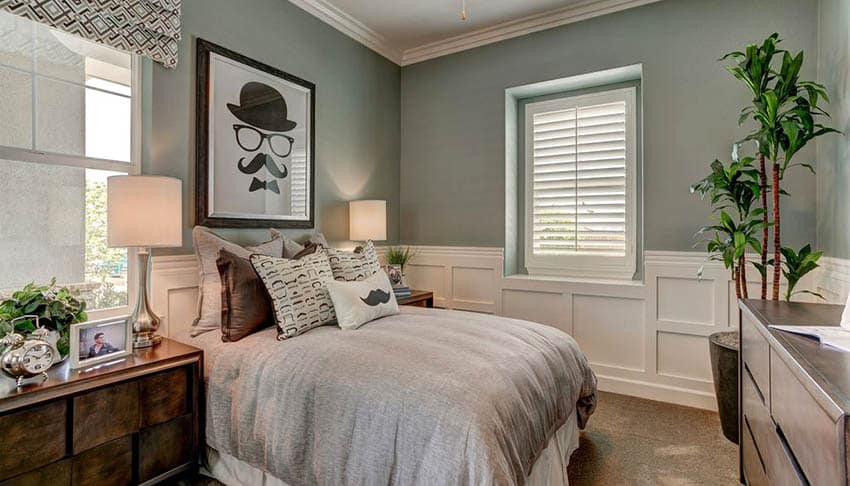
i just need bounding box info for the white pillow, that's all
[191,226,283,336]
[250,250,337,340]
[326,271,399,330]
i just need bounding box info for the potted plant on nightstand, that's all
[693,33,838,444]
[0,279,88,364]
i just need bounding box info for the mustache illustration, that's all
[237,153,288,179]
[360,289,392,307]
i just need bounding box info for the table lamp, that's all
[107,176,183,348]
[349,200,387,242]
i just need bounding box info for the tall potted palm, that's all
[693,33,839,443]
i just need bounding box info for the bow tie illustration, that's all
[249,177,280,194]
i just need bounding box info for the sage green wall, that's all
[817,0,850,259]
[400,0,819,250]
[146,0,400,254]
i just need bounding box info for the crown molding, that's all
[290,0,663,67]
[401,0,664,65]
[287,0,403,64]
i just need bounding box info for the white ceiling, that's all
[288,0,663,65]
[326,0,583,51]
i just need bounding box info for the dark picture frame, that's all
[195,38,316,228]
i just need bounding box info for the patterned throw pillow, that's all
[326,271,399,330]
[325,241,381,281]
[250,250,337,340]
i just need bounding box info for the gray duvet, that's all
[203,307,596,486]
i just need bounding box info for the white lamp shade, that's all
[107,176,183,248]
[349,200,387,241]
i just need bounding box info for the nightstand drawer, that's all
[72,436,133,486]
[139,367,190,427]
[72,380,139,454]
[139,415,193,482]
[0,458,69,486]
[0,400,66,481]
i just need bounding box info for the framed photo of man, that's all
[196,39,315,228]
[70,316,132,369]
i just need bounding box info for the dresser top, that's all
[0,337,201,412]
[741,299,850,415]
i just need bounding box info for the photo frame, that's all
[196,38,316,228]
[70,316,132,369]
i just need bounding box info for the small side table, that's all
[397,290,434,308]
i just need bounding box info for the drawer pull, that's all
[744,362,766,405]
[744,416,766,472]
[774,423,810,485]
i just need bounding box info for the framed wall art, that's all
[196,39,315,228]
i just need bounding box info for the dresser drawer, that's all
[0,459,70,486]
[742,364,771,449]
[770,348,843,485]
[71,436,133,486]
[742,417,768,486]
[0,400,66,481]
[742,313,770,408]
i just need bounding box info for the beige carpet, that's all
[179,391,739,485]
[567,391,739,485]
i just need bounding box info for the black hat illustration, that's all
[227,82,297,132]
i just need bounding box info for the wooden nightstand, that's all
[397,290,434,308]
[0,338,202,486]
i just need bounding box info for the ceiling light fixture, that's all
[461,0,467,20]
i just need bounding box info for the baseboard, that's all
[596,374,718,411]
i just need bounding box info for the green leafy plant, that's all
[692,156,765,299]
[722,33,839,300]
[0,279,88,358]
[385,246,417,271]
[780,245,823,302]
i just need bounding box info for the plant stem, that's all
[740,255,749,299]
[734,265,742,300]
[758,153,768,299]
[772,162,781,300]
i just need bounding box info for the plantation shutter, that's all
[530,92,630,257]
[523,86,636,279]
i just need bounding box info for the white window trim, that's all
[523,86,637,280]
[0,49,143,318]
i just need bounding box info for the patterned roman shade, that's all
[0,0,181,67]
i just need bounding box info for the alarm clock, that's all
[0,315,54,388]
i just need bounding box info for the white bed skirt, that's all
[203,409,580,486]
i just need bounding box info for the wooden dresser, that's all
[739,300,850,485]
[0,338,202,486]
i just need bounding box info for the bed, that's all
[175,306,596,485]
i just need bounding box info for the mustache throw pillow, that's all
[326,270,400,330]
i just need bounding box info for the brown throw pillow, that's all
[217,249,274,342]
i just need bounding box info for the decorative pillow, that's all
[250,250,336,340]
[216,249,274,342]
[191,226,283,336]
[326,270,399,330]
[270,229,330,258]
[325,241,381,281]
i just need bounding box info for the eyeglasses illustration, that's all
[233,124,294,158]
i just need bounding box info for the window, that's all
[0,11,139,315]
[524,87,637,279]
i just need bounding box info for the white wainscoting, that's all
[151,248,850,411]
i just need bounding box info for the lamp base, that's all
[132,332,163,349]
[130,249,162,349]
